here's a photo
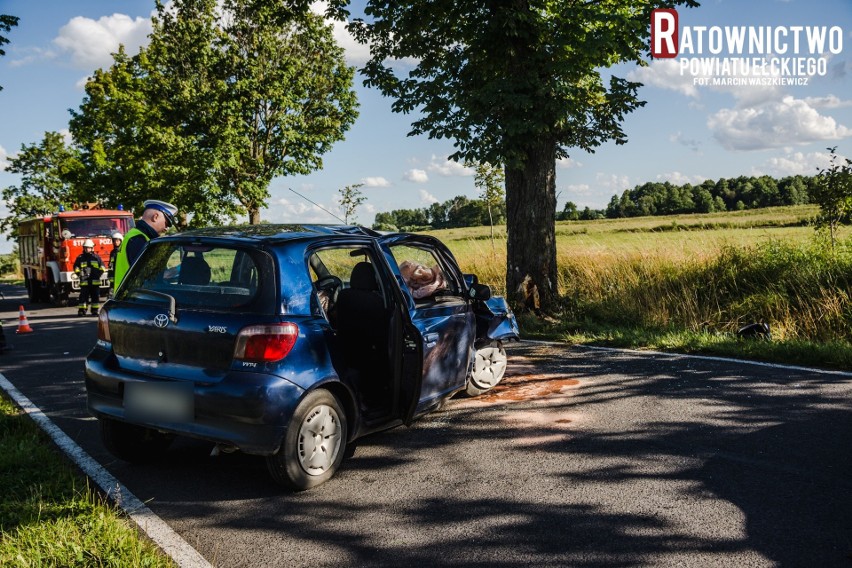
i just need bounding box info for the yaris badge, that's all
[154,314,170,328]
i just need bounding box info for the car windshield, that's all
[115,241,276,314]
[60,217,132,238]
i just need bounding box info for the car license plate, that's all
[124,382,193,422]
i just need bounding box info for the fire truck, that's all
[18,208,134,305]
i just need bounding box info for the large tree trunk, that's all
[249,204,261,225]
[504,137,558,313]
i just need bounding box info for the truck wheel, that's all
[266,389,347,491]
[25,276,36,302]
[48,274,68,306]
[99,417,174,463]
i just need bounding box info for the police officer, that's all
[107,232,123,291]
[74,239,105,316]
[112,199,178,293]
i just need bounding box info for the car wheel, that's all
[466,340,508,396]
[266,389,347,491]
[99,417,174,463]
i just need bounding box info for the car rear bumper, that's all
[85,349,304,455]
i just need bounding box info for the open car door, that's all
[379,233,476,425]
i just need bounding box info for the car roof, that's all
[161,224,386,245]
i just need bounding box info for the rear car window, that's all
[116,242,276,313]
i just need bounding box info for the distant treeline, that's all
[600,175,815,219]
[372,174,817,230]
[374,195,506,231]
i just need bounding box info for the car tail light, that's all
[97,310,111,342]
[234,323,299,363]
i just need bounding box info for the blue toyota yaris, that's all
[85,225,519,490]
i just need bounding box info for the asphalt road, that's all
[1,282,850,567]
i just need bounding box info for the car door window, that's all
[390,244,460,304]
[308,247,385,324]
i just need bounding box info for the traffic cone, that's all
[16,305,34,334]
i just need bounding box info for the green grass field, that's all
[428,205,852,369]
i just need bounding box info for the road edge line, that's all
[0,372,213,568]
[522,339,852,378]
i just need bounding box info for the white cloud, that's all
[670,131,702,153]
[427,155,474,177]
[8,47,56,68]
[595,173,632,193]
[754,150,837,177]
[310,1,371,65]
[54,13,153,70]
[628,59,700,98]
[802,95,852,109]
[708,95,852,151]
[655,171,707,185]
[564,184,591,196]
[361,176,391,187]
[557,157,582,169]
[419,189,438,204]
[404,169,429,183]
[274,198,340,223]
[0,145,9,171]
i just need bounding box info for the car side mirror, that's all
[468,283,491,301]
[463,273,479,287]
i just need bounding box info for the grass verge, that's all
[518,314,852,371]
[0,395,175,567]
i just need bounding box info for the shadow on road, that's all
[2,282,850,566]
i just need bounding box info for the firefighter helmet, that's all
[83,239,95,248]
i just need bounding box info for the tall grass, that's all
[556,239,852,342]
[431,206,852,345]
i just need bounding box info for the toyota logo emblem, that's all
[154,314,170,328]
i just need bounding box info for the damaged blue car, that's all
[85,225,519,490]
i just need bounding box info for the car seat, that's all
[179,255,211,286]
[335,262,390,398]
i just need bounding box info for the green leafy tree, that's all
[470,161,505,249]
[338,183,366,224]
[559,201,579,221]
[1,132,85,238]
[812,147,852,249]
[71,0,358,226]
[206,0,359,224]
[0,14,19,91]
[345,0,698,312]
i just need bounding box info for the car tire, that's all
[266,389,347,491]
[99,417,174,463]
[466,340,508,397]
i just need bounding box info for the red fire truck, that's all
[18,208,134,305]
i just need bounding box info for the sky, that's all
[0,0,851,254]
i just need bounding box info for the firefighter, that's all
[74,239,105,316]
[107,232,123,292]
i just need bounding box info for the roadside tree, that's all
[338,183,366,224]
[0,132,85,237]
[344,0,698,312]
[71,0,358,226]
[0,14,18,91]
[812,146,852,249]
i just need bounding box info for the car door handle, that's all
[424,332,439,347]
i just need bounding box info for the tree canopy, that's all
[69,0,358,226]
[0,14,19,91]
[342,0,699,311]
[0,132,86,237]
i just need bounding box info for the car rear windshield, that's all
[116,242,276,313]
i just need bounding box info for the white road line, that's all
[522,339,852,378]
[0,373,212,568]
